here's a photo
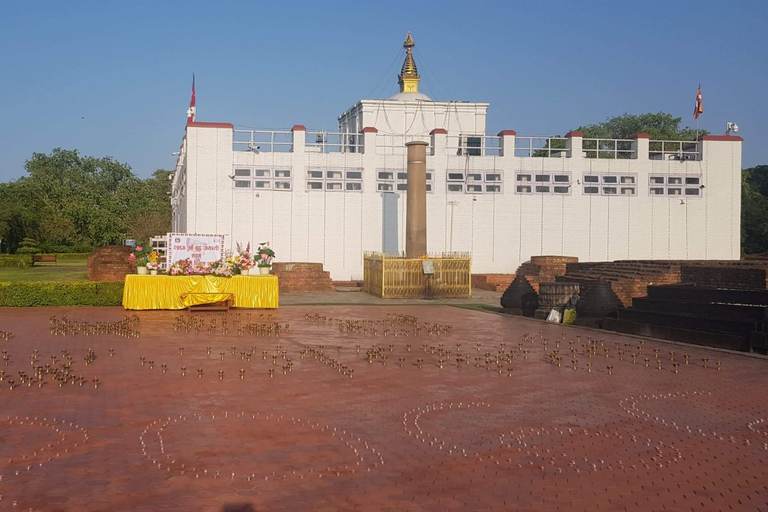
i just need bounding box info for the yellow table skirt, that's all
[122,275,279,310]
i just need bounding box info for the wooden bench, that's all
[33,254,57,265]
[181,292,235,312]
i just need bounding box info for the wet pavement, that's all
[0,303,766,511]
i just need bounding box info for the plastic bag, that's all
[546,309,562,323]
[562,308,577,325]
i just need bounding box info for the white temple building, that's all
[171,33,743,281]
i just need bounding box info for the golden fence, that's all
[363,252,472,299]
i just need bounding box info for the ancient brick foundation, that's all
[471,274,515,292]
[87,246,134,282]
[271,262,334,292]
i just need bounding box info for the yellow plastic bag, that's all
[562,308,577,325]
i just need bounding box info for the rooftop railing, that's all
[231,129,704,160]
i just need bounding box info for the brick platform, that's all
[471,273,515,291]
[271,262,334,292]
[0,305,766,510]
[86,245,133,282]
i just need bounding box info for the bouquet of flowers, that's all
[257,242,275,268]
[147,250,161,271]
[128,243,151,267]
[233,242,254,272]
[211,259,234,277]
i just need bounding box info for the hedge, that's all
[0,282,124,307]
[53,253,91,262]
[0,255,33,268]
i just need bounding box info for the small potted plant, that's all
[129,243,150,275]
[257,242,275,275]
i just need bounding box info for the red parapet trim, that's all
[497,130,517,136]
[291,125,307,132]
[430,128,448,135]
[699,134,744,142]
[633,132,651,139]
[565,130,584,138]
[362,127,379,133]
[187,122,234,129]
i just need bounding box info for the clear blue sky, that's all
[1,0,766,182]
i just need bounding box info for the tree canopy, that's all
[577,112,705,140]
[742,165,768,255]
[0,149,171,253]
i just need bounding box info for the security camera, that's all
[171,151,181,156]
[726,122,739,134]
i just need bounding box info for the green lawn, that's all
[0,266,89,282]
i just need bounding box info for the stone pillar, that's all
[405,141,429,258]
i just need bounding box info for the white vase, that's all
[241,268,250,276]
[150,269,158,276]
[137,266,148,275]
[259,266,270,275]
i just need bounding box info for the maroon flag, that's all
[693,85,703,119]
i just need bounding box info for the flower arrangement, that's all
[128,243,151,267]
[168,258,213,276]
[147,250,160,271]
[232,242,255,272]
[257,242,275,268]
[211,259,234,277]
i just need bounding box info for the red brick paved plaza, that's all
[0,305,767,511]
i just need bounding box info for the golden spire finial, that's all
[398,32,420,93]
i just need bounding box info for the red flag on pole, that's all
[693,85,703,119]
[187,74,196,125]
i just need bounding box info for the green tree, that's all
[742,165,768,255]
[0,149,172,253]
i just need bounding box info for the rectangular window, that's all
[326,170,343,179]
[467,173,482,182]
[584,175,599,183]
[602,176,618,184]
[517,174,531,182]
[378,171,394,180]
[467,184,483,193]
[254,181,271,189]
[346,182,362,191]
[275,169,291,178]
[233,168,293,191]
[535,174,550,182]
[234,180,251,188]
[396,183,408,191]
[685,188,700,196]
[553,175,570,183]
[668,188,682,195]
[448,184,464,192]
[307,182,323,190]
[378,168,433,194]
[685,177,700,185]
[254,169,271,178]
[234,168,251,177]
[308,170,323,179]
[602,187,617,195]
[378,183,393,192]
[326,182,343,191]
[517,185,532,194]
[621,187,635,195]
[346,171,362,180]
[620,176,635,184]
[535,185,550,193]
[650,176,665,185]
[274,181,291,190]
[584,186,599,194]
[447,172,464,181]
[554,186,570,194]
[486,184,501,193]
[485,173,501,182]
[667,176,683,185]
[650,187,665,195]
